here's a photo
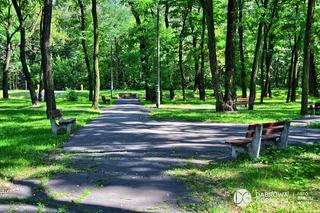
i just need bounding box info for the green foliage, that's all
[65,89,79,101]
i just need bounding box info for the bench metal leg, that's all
[248,124,262,159]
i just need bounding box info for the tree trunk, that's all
[78,0,93,101]
[201,0,224,112]
[92,0,100,109]
[301,0,315,115]
[179,1,192,101]
[165,1,175,100]
[248,0,268,110]
[41,0,56,116]
[238,0,246,98]
[199,8,206,101]
[2,36,12,100]
[224,0,237,111]
[309,52,319,97]
[286,47,294,103]
[263,34,274,99]
[260,28,267,104]
[190,17,200,93]
[290,35,301,102]
[12,0,38,105]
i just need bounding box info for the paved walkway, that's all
[1,99,319,212]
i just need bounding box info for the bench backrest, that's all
[236,98,249,102]
[246,121,286,138]
[49,109,63,119]
[119,93,137,99]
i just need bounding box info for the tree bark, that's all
[12,0,38,105]
[301,0,315,115]
[41,0,56,116]
[248,0,269,110]
[92,0,100,109]
[78,0,93,101]
[309,52,319,97]
[201,0,224,112]
[224,0,237,111]
[238,0,246,98]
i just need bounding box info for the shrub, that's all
[66,90,78,101]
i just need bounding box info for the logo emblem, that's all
[233,189,252,207]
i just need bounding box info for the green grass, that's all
[142,89,320,124]
[0,91,100,182]
[167,145,320,212]
[308,122,320,128]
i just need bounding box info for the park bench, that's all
[119,93,138,99]
[225,121,290,159]
[102,96,110,104]
[308,102,320,115]
[49,109,76,135]
[235,97,249,108]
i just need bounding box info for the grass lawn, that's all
[167,145,320,212]
[141,89,320,123]
[309,122,320,128]
[0,90,100,184]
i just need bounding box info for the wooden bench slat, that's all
[246,127,284,138]
[247,121,285,130]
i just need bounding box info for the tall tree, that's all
[1,2,19,100]
[224,0,237,111]
[92,0,100,109]
[248,0,269,110]
[261,0,278,103]
[301,0,315,115]
[238,0,246,98]
[290,33,301,102]
[12,0,38,105]
[199,7,206,101]
[78,0,93,101]
[201,0,224,112]
[41,0,56,115]
[164,1,175,100]
[128,1,152,101]
[178,1,192,101]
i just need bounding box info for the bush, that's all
[66,90,78,101]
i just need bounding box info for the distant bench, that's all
[119,93,138,99]
[49,109,76,135]
[235,97,249,108]
[102,96,110,104]
[225,121,290,159]
[308,102,320,115]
